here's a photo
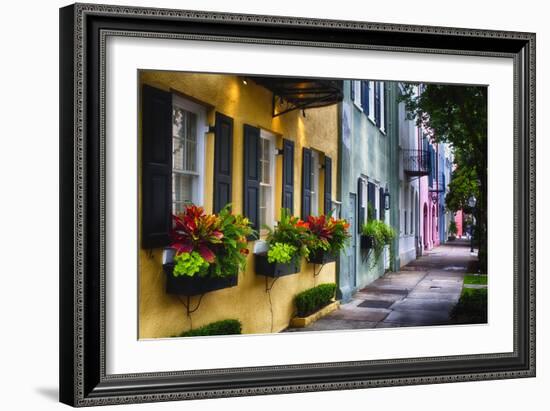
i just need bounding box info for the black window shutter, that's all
[368,181,376,221]
[243,124,261,233]
[301,147,312,219]
[282,139,295,214]
[379,186,385,220]
[350,81,355,101]
[357,178,365,233]
[374,82,381,128]
[141,84,172,249]
[213,112,233,213]
[324,156,332,215]
[361,81,369,113]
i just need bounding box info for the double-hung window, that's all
[259,130,276,234]
[171,96,206,213]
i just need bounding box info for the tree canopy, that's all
[399,83,488,269]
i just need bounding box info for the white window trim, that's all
[352,80,363,111]
[259,129,276,235]
[360,176,368,211]
[368,81,375,122]
[172,94,207,209]
[380,82,386,133]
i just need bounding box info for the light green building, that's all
[337,80,400,301]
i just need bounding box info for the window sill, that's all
[352,101,364,112]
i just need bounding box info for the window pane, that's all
[173,107,198,173]
[187,139,196,171]
[173,174,195,214]
[259,185,268,228]
[172,137,185,171]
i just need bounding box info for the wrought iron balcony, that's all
[403,149,430,177]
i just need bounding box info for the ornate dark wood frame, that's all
[59,3,536,407]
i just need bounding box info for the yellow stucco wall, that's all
[139,71,339,338]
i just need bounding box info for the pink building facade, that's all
[418,142,442,252]
[455,210,464,237]
[419,175,439,251]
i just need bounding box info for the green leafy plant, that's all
[179,319,242,337]
[448,220,458,236]
[294,283,337,317]
[362,220,395,265]
[450,288,487,324]
[267,242,298,264]
[264,208,312,261]
[367,202,376,221]
[170,204,254,278]
[173,251,209,277]
[305,214,350,257]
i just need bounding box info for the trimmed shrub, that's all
[295,283,337,317]
[450,288,487,324]
[179,319,242,337]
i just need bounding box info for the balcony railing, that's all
[403,149,430,177]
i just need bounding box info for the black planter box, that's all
[163,263,238,296]
[308,249,337,264]
[360,235,375,250]
[254,253,301,277]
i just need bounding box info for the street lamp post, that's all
[468,196,477,253]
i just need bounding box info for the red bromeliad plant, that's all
[171,205,223,264]
[170,205,254,278]
[306,214,350,256]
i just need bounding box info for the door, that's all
[348,193,357,288]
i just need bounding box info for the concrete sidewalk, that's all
[286,240,476,332]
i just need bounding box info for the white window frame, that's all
[368,80,375,122]
[171,94,207,212]
[259,129,276,235]
[361,176,368,211]
[380,82,386,133]
[352,80,362,110]
[310,150,321,216]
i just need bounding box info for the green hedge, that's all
[450,288,487,324]
[295,283,337,317]
[179,319,242,337]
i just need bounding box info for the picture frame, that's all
[59,2,535,407]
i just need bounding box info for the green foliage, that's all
[209,205,254,278]
[265,208,311,260]
[445,167,479,213]
[463,274,487,285]
[179,319,242,337]
[367,202,375,221]
[448,220,458,236]
[306,214,350,257]
[171,204,254,278]
[399,83,487,272]
[173,251,209,277]
[450,288,487,324]
[294,283,337,317]
[362,220,395,266]
[267,242,298,264]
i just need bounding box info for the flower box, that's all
[163,263,238,296]
[360,234,375,250]
[254,252,301,277]
[307,249,337,264]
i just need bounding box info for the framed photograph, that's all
[59,2,535,407]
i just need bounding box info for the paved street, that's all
[286,239,476,332]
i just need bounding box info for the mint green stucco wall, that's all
[337,81,400,300]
